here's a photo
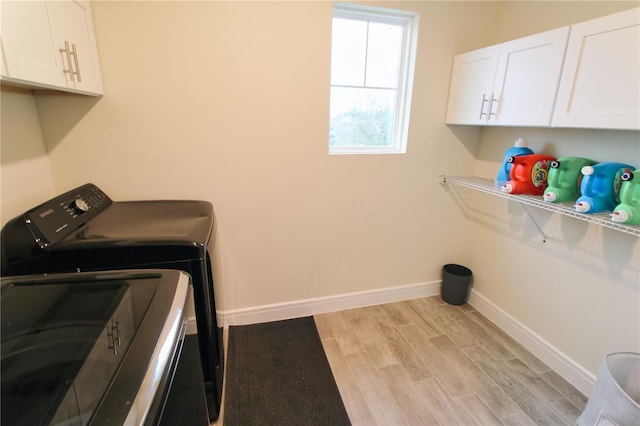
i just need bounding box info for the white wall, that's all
[0,86,55,225]
[494,1,638,42]
[32,1,498,315]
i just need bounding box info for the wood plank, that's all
[440,322,478,349]
[372,315,433,381]
[361,304,387,317]
[378,364,441,425]
[430,335,521,418]
[467,311,550,373]
[455,313,515,360]
[344,350,407,425]
[420,295,448,308]
[382,300,440,333]
[319,311,362,356]
[397,324,473,399]
[414,377,472,425]
[459,302,477,313]
[539,370,588,410]
[314,314,334,340]
[380,301,416,326]
[320,337,375,425]
[453,394,504,426]
[343,307,398,368]
[464,345,566,425]
[500,410,538,426]
[407,299,448,337]
[438,303,469,322]
[417,299,460,327]
[503,357,583,424]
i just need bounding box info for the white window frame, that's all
[329,2,419,155]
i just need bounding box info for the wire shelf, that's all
[442,175,640,237]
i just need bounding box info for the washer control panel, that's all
[70,198,90,214]
[25,183,113,247]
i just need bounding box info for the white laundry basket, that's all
[577,352,640,426]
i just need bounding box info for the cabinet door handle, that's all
[488,94,498,119]
[60,41,75,82]
[107,321,121,355]
[69,43,82,82]
[478,94,489,119]
[113,321,121,346]
[107,329,117,355]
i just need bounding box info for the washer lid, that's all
[0,270,191,426]
[68,200,214,246]
[40,200,215,269]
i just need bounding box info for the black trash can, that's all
[441,264,472,305]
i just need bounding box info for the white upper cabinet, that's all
[446,27,569,126]
[0,2,66,88]
[445,46,499,125]
[0,1,103,96]
[46,1,103,95]
[552,8,639,130]
[492,27,569,126]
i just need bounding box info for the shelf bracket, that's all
[519,203,547,243]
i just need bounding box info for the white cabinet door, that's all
[552,8,639,130]
[445,45,499,125]
[46,0,103,95]
[491,27,569,126]
[445,28,568,127]
[0,0,103,96]
[0,1,66,87]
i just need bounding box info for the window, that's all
[329,3,419,154]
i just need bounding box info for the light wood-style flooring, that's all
[314,296,588,426]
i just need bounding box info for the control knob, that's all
[71,198,90,214]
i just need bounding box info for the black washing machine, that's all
[1,183,223,422]
[1,269,207,426]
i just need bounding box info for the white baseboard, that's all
[468,290,596,396]
[218,280,441,327]
[187,281,595,396]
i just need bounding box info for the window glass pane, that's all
[329,87,396,147]
[329,4,417,154]
[331,18,367,86]
[366,22,403,88]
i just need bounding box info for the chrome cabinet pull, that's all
[107,321,121,355]
[59,41,82,83]
[113,321,121,346]
[488,94,498,119]
[60,41,75,82]
[478,94,489,119]
[70,43,82,82]
[107,329,117,355]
